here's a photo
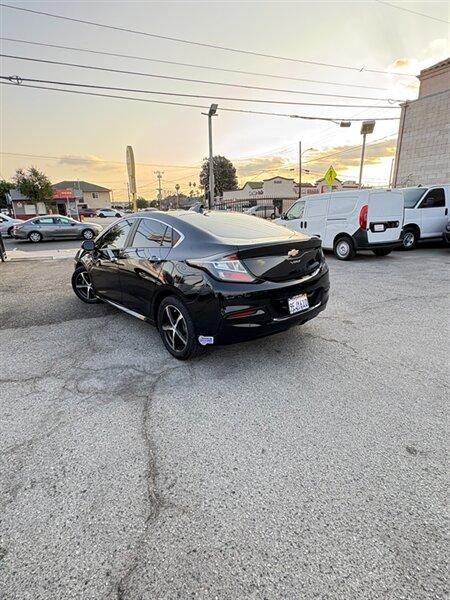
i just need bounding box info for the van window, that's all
[286,201,305,220]
[402,187,427,208]
[419,188,445,208]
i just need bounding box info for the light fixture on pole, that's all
[202,103,218,209]
[358,120,375,188]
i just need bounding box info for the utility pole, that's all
[154,171,164,208]
[358,120,375,189]
[202,104,218,209]
[126,182,131,210]
[298,141,302,198]
[175,183,180,209]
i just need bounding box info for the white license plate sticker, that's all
[288,293,309,314]
[374,223,385,232]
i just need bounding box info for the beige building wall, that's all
[394,58,450,187]
[81,190,111,209]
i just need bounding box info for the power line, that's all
[0,37,393,92]
[0,151,200,169]
[0,81,401,121]
[374,0,450,24]
[0,2,417,76]
[303,133,397,164]
[0,74,400,109]
[0,54,403,103]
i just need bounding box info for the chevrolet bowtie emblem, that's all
[288,249,299,258]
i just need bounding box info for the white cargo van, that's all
[399,185,449,249]
[275,189,404,260]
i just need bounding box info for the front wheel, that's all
[71,266,100,304]
[115,213,122,218]
[7,226,14,237]
[372,248,392,256]
[28,231,42,243]
[333,236,356,261]
[401,228,418,250]
[157,296,205,360]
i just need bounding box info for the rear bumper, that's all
[353,227,402,250]
[212,266,330,345]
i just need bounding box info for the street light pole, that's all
[203,104,218,209]
[358,120,375,189]
[299,141,302,198]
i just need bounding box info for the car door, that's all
[279,200,306,233]
[53,216,78,238]
[303,198,328,240]
[89,219,134,302]
[119,218,173,317]
[416,188,448,238]
[33,217,57,239]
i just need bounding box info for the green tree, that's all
[0,180,13,209]
[199,156,238,199]
[136,196,149,209]
[13,167,53,207]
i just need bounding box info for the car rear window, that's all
[181,211,297,240]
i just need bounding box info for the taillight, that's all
[359,204,368,229]
[187,254,255,283]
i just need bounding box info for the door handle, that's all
[445,208,448,216]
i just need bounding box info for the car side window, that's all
[419,188,445,208]
[35,217,54,225]
[97,220,132,250]
[54,217,71,224]
[130,219,172,248]
[286,201,305,220]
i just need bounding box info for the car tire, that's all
[157,295,205,360]
[99,213,106,218]
[7,226,14,237]
[372,248,392,256]
[270,213,276,220]
[28,231,42,243]
[71,266,100,304]
[115,213,121,218]
[401,228,418,250]
[82,228,95,240]
[333,236,356,261]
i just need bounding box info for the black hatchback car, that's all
[72,210,330,359]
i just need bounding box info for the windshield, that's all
[401,187,427,208]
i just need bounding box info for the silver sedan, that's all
[12,215,103,243]
[0,213,23,237]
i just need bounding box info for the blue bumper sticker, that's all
[198,336,214,346]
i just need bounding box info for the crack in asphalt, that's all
[112,363,184,600]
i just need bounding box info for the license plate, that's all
[288,293,309,314]
[373,223,385,232]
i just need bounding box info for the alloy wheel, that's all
[403,231,415,248]
[83,229,94,240]
[161,305,188,353]
[75,271,95,301]
[29,232,42,243]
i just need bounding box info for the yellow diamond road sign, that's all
[324,165,337,187]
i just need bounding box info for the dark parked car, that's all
[12,215,103,242]
[72,211,330,359]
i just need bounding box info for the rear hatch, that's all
[237,237,322,282]
[367,190,404,243]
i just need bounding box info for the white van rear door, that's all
[367,190,404,244]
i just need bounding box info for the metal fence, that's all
[213,198,297,219]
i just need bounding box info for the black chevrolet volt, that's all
[72,210,330,359]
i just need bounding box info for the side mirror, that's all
[81,240,95,251]
[281,213,287,220]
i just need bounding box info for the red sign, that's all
[53,188,74,199]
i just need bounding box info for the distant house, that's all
[7,180,112,219]
[52,181,112,211]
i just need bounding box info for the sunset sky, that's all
[1,0,448,200]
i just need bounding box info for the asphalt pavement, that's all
[0,247,448,600]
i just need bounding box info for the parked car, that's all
[96,208,124,218]
[245,205,278,220]
[0,212,23,237]
[443,219,450,245]
[12,215,103,243]
[275,189,404,260]
[78,207,96,218]
[72,211,329,359]
[400,185,449,249]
